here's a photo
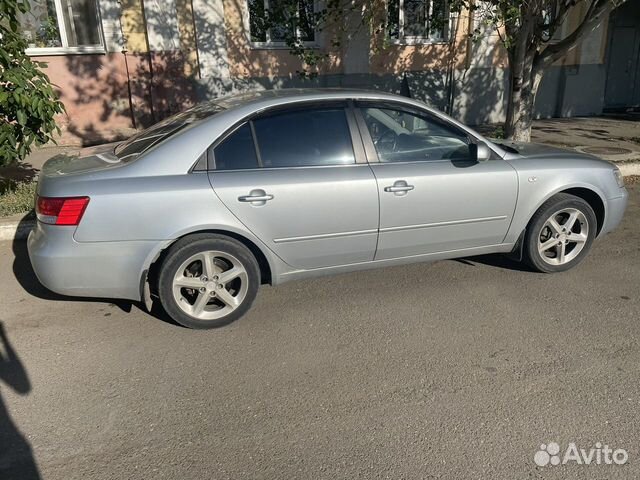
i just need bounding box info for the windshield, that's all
[114,102,226,161]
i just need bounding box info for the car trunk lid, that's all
[40,143,123,178]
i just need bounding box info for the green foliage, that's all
[0,180,36,217]
[0,0,65,166]
[491,125,506,139]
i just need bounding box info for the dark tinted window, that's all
[253,108,355,168]
[213,124,259,170]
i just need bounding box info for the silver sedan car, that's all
[28,89,628,328]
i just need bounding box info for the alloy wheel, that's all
[537,208,589,266]
[171,250,249,320]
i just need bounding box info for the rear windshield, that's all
[114,102,226,161]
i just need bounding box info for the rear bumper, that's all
[27,222,158,301]
[600,190,628,236]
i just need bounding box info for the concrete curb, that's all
[0,215,35,242]
[618,161,640,177]
[1,162,639,243]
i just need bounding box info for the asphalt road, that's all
[0,186,639,480]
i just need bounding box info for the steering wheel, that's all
[374,129,399,153]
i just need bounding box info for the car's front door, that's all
[209,104,379,269]
[357,102,518,260]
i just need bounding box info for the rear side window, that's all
[115,102,225,162]
[213,124,259,170]
[253,108,355,168]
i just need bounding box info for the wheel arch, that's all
[509,183,607,257]
[521,184,607,237]
[141,228,275,302]
[559,187,605,236]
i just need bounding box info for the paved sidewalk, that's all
[0,145,77,185]
[476,114,640,163]
[530,114,640,163]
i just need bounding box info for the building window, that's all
[248,0,315,47]
[388,0,449,43]
[18,0,104,55]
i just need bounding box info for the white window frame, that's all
[246,0,318,50]
[391,0,451,45]
[25,0,106,56]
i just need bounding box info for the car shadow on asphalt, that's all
[454,253,535,272]
[0,321,41,479]
[10,215,180,327]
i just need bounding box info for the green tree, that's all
[466,0,625,141]
[260,0,625,141]
[0,0,65,166]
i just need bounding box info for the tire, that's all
[158,234,260,329]
[523,193,597,273]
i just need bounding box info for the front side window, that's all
[253,108,355,168]
[361,106,471,163]
[18,0,103,53]
[388,0,448,42]
[248,0,315,45]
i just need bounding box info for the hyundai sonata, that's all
[28,89,628,328]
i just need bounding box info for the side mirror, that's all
[471,141,492,162]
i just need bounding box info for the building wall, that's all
[37,53,137,144]
[535,4,610,120]
[190,0,613,126]
[35,0,621,145]
[33,0,199,145]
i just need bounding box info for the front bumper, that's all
[600,189,628,236]
[27,222,158,301]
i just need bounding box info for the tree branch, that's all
[537,0,624,68]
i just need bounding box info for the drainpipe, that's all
[189,0,202,79]
[447,1,474,117]
[140,0,156,123]
[117,1,137,129]
[464,1,474,70]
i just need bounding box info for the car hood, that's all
[498,141,599,161]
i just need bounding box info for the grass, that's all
[0,181,37,218]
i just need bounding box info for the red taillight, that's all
[36,196,90,226]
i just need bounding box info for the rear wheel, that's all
[158,234,260,329]
[524,193,597,273]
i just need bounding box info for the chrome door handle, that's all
[238,189,274,205]
[384,180,414,195]
[238,194,273,202]
[384,185,414,193]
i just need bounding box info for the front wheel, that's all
[158,234,260,329]
[523,193,597,273]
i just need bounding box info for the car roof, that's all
[212,88,416,110]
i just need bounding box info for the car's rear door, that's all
[356,101,518,260]
[209,102,379,270]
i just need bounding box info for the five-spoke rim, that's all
[538,208,589,266]
[172,250,249,320]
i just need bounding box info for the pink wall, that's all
[39,51,196,146]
